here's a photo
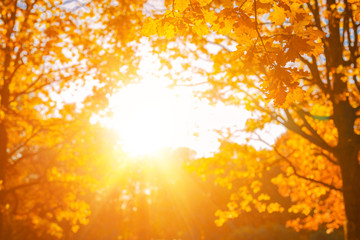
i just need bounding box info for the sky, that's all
[101,43,285,157]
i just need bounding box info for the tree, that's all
[0,0,143,238]
[190,137,344,232]
[144,0,360,239]
[5,121,120,240]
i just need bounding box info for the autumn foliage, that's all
[0,0,142,238]
[1,0,360,240]
[143,0,360,240]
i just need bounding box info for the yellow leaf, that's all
[175,0,190,12]
[219,18,234,35]
[222,0,233,8]
[203,9,217,23]
[267,202,284,213]
[198,0,212,6]
[142,18,157,36]
[193,20,209,36]
[271,4,286,25]
[72,225,80,233]
[258,193,270,201]
[164,23,176,39]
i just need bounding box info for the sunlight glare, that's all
[108,79,191,156]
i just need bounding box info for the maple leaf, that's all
[222,0,233,8]
[203,9,217,23]
[273,88,288,106]
[286,35,312,61]
[197,0,212,6]
[142,18,158,36]
[175,0,190,12]
[193,20,210,36]
[271,4,286,25]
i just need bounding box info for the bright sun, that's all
[97,42,252,158]
[108,79,191,156]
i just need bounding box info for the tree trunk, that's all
[0,122,7,239]
[0,47,11,240]
[333,100,360,240]
[337,147,360,240]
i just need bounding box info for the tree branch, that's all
[314,151,339,166]
[283,109,335,153]
[295,107,333,148]
[253,133,342,192]
[254,0,271,66]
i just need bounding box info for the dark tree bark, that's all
[333,100,360,240]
